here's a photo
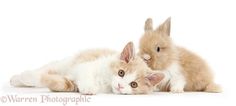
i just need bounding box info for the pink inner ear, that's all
[120,42,134,63]
[146,73,164,86]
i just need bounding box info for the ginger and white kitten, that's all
[10,42,164,95]
[139,18,221,93]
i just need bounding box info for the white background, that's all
[0,0,236,106]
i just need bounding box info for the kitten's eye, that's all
[118,70,125,77]
[130,81,138,88]
[157,47,160,52]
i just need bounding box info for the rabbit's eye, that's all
[157,47,160,52]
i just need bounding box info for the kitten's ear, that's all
[120,42,135,63]
[146,72,164,86]
[156,17,171,36]
[144,18,153,32]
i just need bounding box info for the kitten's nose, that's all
[118,83,124,89]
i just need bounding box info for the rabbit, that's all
[138,17,221,93]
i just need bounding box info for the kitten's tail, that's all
[204,83,222,93]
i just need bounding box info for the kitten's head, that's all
[110,42,164,94]
[139,17,176,70]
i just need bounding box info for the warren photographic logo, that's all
[0,94,91,106]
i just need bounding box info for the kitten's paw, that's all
[10,74,24,87]
[79,87,97,95]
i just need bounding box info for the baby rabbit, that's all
[139,17,221,93]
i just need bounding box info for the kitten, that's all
[10,42,164,95]
[139,18,221,93]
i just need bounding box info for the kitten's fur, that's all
[139,18,221,92]
[10,42,164,95]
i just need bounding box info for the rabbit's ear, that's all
[144,18,153,32]
[155,17,171,36]
[120,42,135,63]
